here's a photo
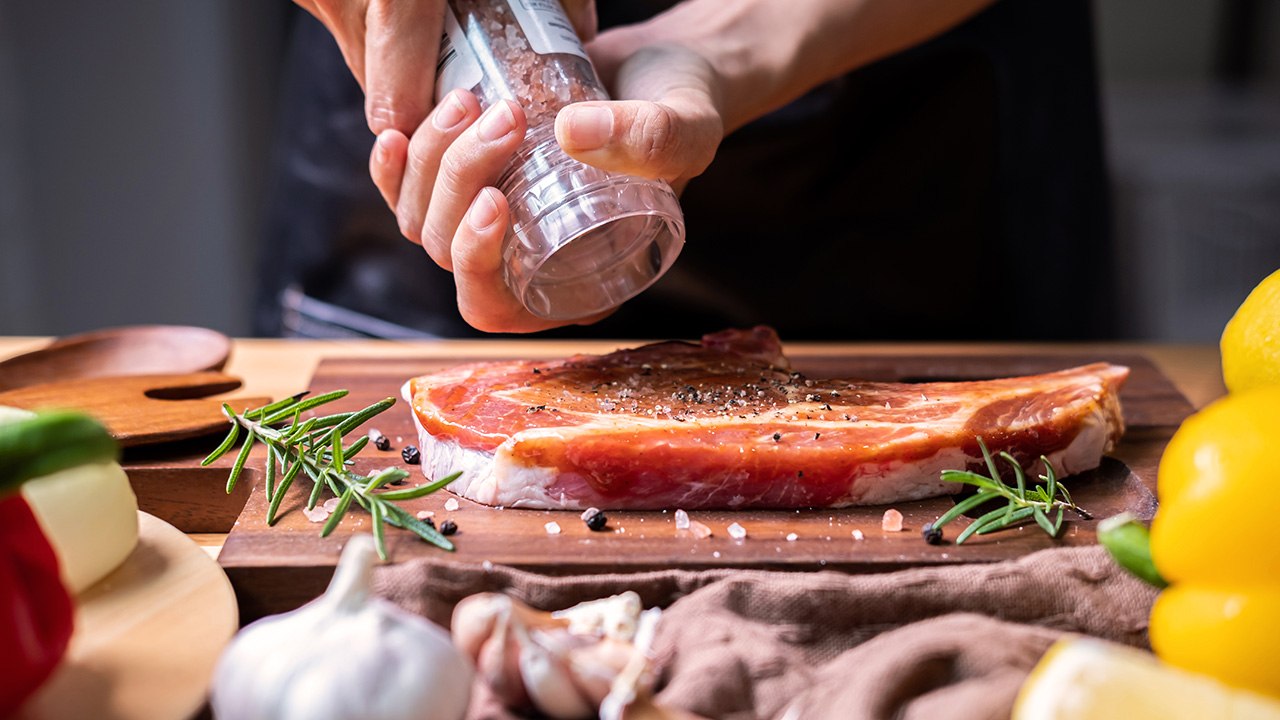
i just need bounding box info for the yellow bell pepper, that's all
[1147,384,1280,699]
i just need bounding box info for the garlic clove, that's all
[212,536,472,720]
[516,624,596,720]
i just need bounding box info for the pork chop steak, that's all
[404,328,1129,510]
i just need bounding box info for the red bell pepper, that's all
[0,493,74,717]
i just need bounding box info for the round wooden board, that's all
[18,512,239,720]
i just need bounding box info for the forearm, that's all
[606,0,999,133]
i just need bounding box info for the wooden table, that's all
[0,336,1226,720]
[0,336,1229,559]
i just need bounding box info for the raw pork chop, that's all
[404,327,1128,509]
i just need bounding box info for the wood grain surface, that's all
[16,512,239,720]
[0,373,268,447]
[215,351,1195,620]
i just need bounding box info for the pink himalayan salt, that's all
[881,509,904,532]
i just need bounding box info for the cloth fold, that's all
[373,546,1157,720]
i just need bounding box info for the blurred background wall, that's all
[0,0,1277,340]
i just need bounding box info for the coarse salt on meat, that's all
[403,327,1128,511]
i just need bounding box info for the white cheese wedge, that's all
[1,406,139,594]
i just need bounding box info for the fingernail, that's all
[477,102,517,142]
[374,132,394,163]
[433,92,468,131]
[469,189,501,230]
[564,105,612,150]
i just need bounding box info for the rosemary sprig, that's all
[928,437,1088,544]
[201,391,460,559]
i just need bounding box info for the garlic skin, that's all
[452,591,659,720]
[211,535,472,720]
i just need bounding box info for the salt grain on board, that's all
[322,497,341,512]
[727,522,747,539]
[416,510,435,520]
[786,533,798,542]
[444,498,460,512]
[852,530,865,540]
[674,509,690,530]
[688,521,713,539]
[545,521,562,535]
[303,506,330,523]
[882,509,904,532]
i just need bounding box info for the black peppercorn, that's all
[422,516,436,530]
[368,429,392,451]
[581,507,607,531]
[402,445,421,464]
[439,519,458,536]
[922,523,945,545]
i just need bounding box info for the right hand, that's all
[294,0,598,135]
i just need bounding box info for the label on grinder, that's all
[508,0,590,60]
[436,9,483,102]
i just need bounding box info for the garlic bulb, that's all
[211,535,472,720]
[452,591,661,720]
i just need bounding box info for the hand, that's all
[294,0,598,135]
[370,93,618,332]
[556,37,726,194]
[369,36,726,333]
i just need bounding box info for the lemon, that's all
[1221,267,1280,393]
[1013,638,1280,720]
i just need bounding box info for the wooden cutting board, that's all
[198,352,1193,621]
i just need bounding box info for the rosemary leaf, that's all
[320,487,355,537]
[246,391,309,421]
[201,409,240,466]
[333,398,396,438]
[365,467,410,493]
[265,443,277,503]
[1043,456,1058,500]
[267,457,304,526]
[284,417,318,445]
[372,501,388,560]
[1003,453,1027,500]
[938,470,1006,493]
[956,505,1012,544]
[975,507,1035,535]
[330,427,345,468]
[261,390,349,425]
[227,432,255,494]
[1033,507,1056,536]
[374,470,462,502]
[308,463,327,510]
[932,490,997,530]
[383,503,454,551]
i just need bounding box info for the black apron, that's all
[254,0,1114,341]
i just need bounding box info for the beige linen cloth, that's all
[373,546,1157,720]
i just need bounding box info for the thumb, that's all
[554,96,721,183]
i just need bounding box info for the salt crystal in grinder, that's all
[437,0,686,320]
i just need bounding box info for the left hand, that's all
[370,35,727,333]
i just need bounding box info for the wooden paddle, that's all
[0,373,269,447]
[0,325,231,393]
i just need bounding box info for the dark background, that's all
[1,0,1278,341]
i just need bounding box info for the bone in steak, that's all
[403,327,1128,510]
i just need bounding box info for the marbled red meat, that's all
[404,328,1128,509]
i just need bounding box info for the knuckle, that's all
[396,212,421,244]
[406,132,438,169]
[634,105,676,170]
